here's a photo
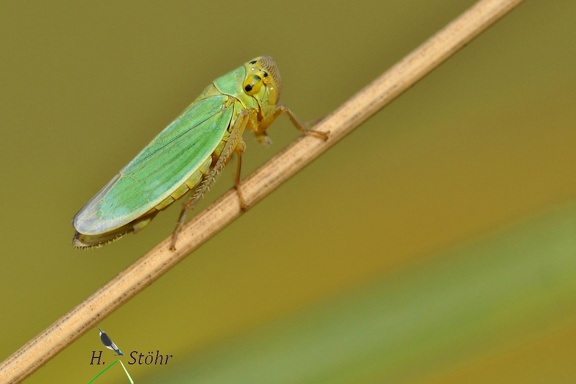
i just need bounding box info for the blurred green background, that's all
[1,1,576,383]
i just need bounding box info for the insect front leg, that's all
[258,105,330,141]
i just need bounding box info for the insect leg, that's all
[234,138,248,210]
[170,110,251,250]
[258,105,330,141]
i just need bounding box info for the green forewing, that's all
[74,94,233,235]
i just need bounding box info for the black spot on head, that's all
[244,84,253,92]
[249,60,257,64]
[263,72,268,77]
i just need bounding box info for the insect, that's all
[98,328,124,356]
[72,56,328,250]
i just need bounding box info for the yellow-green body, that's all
[73,56,298,249]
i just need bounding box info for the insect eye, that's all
[243,75,262,95]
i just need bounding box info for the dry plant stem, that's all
[0,0,524,382]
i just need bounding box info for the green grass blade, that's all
[87,359,118,383]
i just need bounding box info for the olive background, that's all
[1,1,576,383]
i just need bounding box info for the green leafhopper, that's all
[72,56,327,250]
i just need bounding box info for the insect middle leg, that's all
[234,138,248,210]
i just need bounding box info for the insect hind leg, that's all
[169,110,251,251]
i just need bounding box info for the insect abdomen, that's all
[152,156,212,212]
